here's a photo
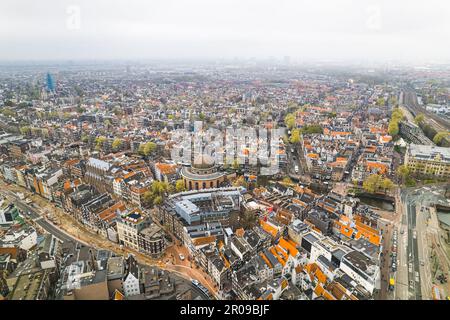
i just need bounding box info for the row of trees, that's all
[287,125,323,145]
[433,131,450,145]
[301,124,323,135]
[414,113,425,125]
[289,129,301,144]
[1,108,16,117]
[19,126,49,138]
[362,174,395,194]
[388,108,404,136]
[142,179,186,207]
[138,141,157,156]
[92,137,157,155]
[284,113,296,130]
[396,164,416,187]
[414,113,449,146]
[142,181,171,207]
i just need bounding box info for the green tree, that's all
[144,142,156,156]
[363,174,383,193]
[20,126,31,136]
[1,108,16,117]
[376,97,386,106]
[289,129,301,144]
[405,177,416,187]
[36,111,44,119]
[112,106,122,116]
[112,138,122,151]
[301,125,323,134]
[232,159,240,170]
[388,121,399,136]
[433,131,449,145]
[138,143,145,155]
[391,108,404,121]
[95,136,107,150]
[3,100,15,107]
[41,128,49,139]
[396,165,410,184]
[151,180,170,196]
[153,196,163,206]
[81,134,89,143]
[62,112,71,120]
[381,178,394,193]
[327,112,337,118]
[138,142,156,156]
[143,181,172,207]
[142,191,155,207]
[284,113,296,130]
[175,179,186,192]
[414,113,425,125]
[388,108,403,136]
[389,96,398,106]
[77,106,86,114]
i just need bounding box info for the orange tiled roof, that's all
[114,290,125,300]
[123,172,136,180]
[64,159,80,167]
[155,163,177,175]
[63,179,81,191]
[369,127,387,134]
[192,235,216,246]
[260,252,273,268]
[260,219,279,238]
[366,161,388,174]
[331,131,351,136]
[278,237,299,257]
[235,228,245,237]
[98,202,126,223]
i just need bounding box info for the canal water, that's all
[357,194,395,211]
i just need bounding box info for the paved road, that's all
[0,189,89,246]
[406,199,422,300]
[377,218,393,299]
[286,143,302,175]
[396,189,422,300]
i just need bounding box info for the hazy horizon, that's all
[2,0,450,64]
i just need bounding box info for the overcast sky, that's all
[1,0,449,63]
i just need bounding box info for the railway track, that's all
[402,90,450,132]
